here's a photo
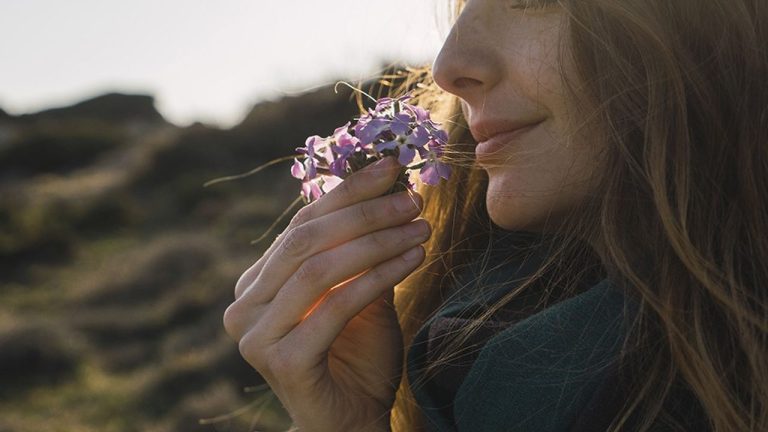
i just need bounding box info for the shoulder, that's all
[451,279,633,431]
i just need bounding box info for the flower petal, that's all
[310,181,323,201]
[390,113,412,136]
[304,157,317,179]
[437,161,452,180]
[333,121,352,139]
[321,175,343,193]
[426,139,444,157]
[398,145,416,166]
[304,135,323,157]
[375,140,399,153]
[419,164,440,186]
[410,105,430,122]
[432,129,449,145]
[406,125,430,148]
[320,145,334,165]
[357,117,389,144]
[291,158,306,179]
[329,157,348,177]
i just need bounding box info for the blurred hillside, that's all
[0,76,396,431]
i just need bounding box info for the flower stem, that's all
[333,80,378,104]
[250,195,304,245]
[203,155,296,187]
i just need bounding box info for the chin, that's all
[487,197,541,232]
[485,185,562,234]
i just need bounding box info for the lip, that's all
[473,119,545,160]
[470,119,544,143]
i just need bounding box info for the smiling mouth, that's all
[475,120,544,162]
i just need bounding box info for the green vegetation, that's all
[0,84,376,431]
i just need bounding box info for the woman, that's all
[224,0,768,431]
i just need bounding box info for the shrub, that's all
[0,125,126,179]
[0,322,81,397]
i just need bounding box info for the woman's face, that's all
[432,1,603,232]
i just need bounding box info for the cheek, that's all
[484,133,602,231]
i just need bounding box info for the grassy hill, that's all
[0,74,403,431]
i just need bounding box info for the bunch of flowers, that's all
[291,91,452,203]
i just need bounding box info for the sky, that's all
[0,0,450,128]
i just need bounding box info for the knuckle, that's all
[234,268,256,298]
[281,226,311,258]
[294,256,324,285]
[234,279,247,299]
[290,205,312,227]
[363,159,395,182]
[268,342,302,377]
[337,176,358,201]
[325,286,353,317]
[385,194,405,217]
[222,302,241,338]
[369,229,391,250]
[358,200,379,225]
[366,265,388,287]
[238,328,268,370]
[238,273,271,304]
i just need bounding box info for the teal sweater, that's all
[405,231,707,431]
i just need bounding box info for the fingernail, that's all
[404,220,430,238]
[393,192,419,213]
[402,246,423,262]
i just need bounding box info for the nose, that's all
[431,2,503,106]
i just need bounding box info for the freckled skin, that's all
[432,2,604,232]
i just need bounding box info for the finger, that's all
[277,245,425,371]
[304,156,404,224]
[226,201,423,339]
[227,194,424,338]
[223,300,267,341]
[234,156,402,297]
[255,219,430,343]
[235,188,423,301]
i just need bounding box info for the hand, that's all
[223,157,430,432]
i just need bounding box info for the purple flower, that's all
[321,175,342,193]
[354,112,389,145]
[417,134,452,186]
[375,123,430,166]
[292,135,340,202]
[291,159,322,201]
[295,135,329,179]
[419,158,452,186]
[291,90,452,202]
[408,104,431,122]
[291,158,306,180]
[329,122,362,177]
[356,110,417,149]
[432,128,449,146]
[291,158,342,202]
[389,112,412,136]
[374,92,413,113]
[355,91,419,145]
[302,179,324,201]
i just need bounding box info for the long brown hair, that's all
[363,0,768,431]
